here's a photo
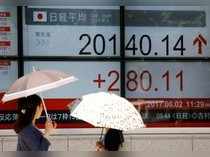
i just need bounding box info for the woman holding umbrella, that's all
[1,69,77,150]
[70,92,144,151]
[14,94,57,151]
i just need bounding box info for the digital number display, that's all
[126,62,210,98]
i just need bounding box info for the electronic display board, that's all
[1,5,210,129]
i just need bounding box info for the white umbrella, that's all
[2,69,78,119]
[70,92,145,131]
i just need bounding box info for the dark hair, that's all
[104,129,124,151]
[14,94,42,133]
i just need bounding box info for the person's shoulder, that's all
[19,124,42,137]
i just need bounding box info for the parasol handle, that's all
[99,127,104,141]
[40,95,51,121]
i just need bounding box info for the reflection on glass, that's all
[0,6,17,56]
[0,60,18,92]
[126,10,206,27]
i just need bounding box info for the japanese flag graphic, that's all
[33,11,47,22]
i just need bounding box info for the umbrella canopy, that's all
[1,69,78,120]
[2,70,78,102]
[70,92,145,131]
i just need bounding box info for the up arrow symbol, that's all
[193,34,207,55]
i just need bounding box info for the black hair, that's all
[14,94,42,133]
[104,129,124,151]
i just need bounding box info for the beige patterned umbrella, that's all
[70,92,145,131]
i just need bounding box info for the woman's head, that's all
[104,128,124,151]
[14,94,43,133]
